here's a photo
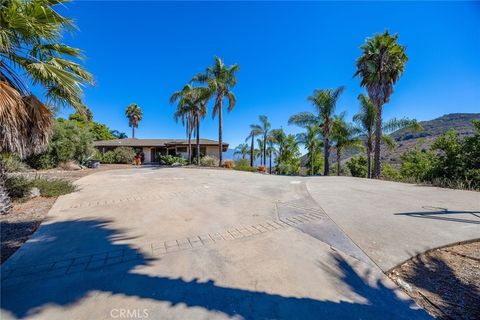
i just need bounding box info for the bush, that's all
[382,163,401,181]
[223,159,235,169]
[2,153,30,172]
[346,155,368,178]
[235,159,250,167]
[5,176,32,200]
[159,155,187,166]
[25,152,56,169]
[31,179,76,197]
[234,166,257,172]
[200,155,219,167]
[113,147,136,164]
[101,151,116,164]
[400,148,434,182]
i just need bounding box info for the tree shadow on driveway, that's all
[1,219,431,319]
[394,208,480,225]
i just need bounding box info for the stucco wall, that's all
[205,146,220,158]
[143,147,152,163]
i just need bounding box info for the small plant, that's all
[31,178,76,197]
[223,159,235,169]
[233,159,256,172]
[381,163,401,181]
[346,155,368,178]
[5,176,32,200]
[159,155,187,166]
[257,165,267,173]
[2,153,30,172]
[200,156,219,167]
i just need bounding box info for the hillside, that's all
[328,113,480,165]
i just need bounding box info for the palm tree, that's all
[355,31,408,178]
[170,85,195,163]
[269,128,287,170]
[192,57,239,166]
[354,94,421,178]
[246,124,262,166]
[295,124,322,176]
[289,86,345,176]
[331,115,362,176]
[125,104,143,139]
[0,0,93,213]
[258,115,271,166]
[234,143,249,159]
[190,87,211,165]
[266,136,276,174]
[257,138,264,165]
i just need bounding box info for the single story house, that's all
[93,138,228,163]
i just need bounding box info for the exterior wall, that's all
[205,146,220,158]
[142,147,152,163]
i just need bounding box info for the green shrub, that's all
[101,151,116,164]
[400,148,434,182]
[346,155,368,178]
[382,163,401,181]
[113,147,136,164]
[31,179,76,197]
[234,166,257,172]
[2,153,30,172]
[25,152,56,169]
[5,176,32,200]
[235,159,250,167]
[200,155,219,167]
[159,154,187,166]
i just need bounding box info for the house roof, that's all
[93,138,228,148]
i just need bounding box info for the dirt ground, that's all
[1,164,135,263]
[388,241,480,320]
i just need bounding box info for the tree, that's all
[355,31,408,178]
[331,114,362,176]
[192,57,239,166]
[110,130,128,139]
[266,136,277,174]
[289,86,345,176]
[170,85,195,163]
[295,124,322,175]
[234,143,249,159]
[190,87,211,165]
[257,115,271,166]
[354,93,421,178]
[246,124,262,167]
[125,103,142,139]
[0,0,93,213]
[269,128,300,175]
[257,138,264,165]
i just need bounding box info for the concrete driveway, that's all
[1,168,478,319]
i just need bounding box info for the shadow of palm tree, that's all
[394,209,480,225]
[1,219,431,319]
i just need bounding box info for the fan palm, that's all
[170,85,195,163]
[354,94,421,178]
[295,124,322,176]
[234,143,249,160]
[125,104,143,139]
[257,138,264,165]
[266,136,276,174]
[331,114,362,176]
[1,0,93,213]
[289,86,345,175]
[355,31,408,178]
[258,115,271,166]
[190,86,211,165]
[246,124,262,166]
[192,57,239,166]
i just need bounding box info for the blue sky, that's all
[56,1,480,149]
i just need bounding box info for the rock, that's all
[58,161,82,171]
[30,187,41,198]
[171,162,183,167]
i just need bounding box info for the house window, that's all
[176,147,187,153]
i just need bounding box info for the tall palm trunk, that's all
[188,129,192,165]
[196,118,200,165]
[373,103,382,178]
[269,151,272,174]
[250,135,255,167]
[263,134,267,166]
[366,129,372,178]
[323,136,330,176]
[217,94,224,167]
[336,149,341,176]
[310,150,314,176]
[0,159,11,214]
[131,126,135,139]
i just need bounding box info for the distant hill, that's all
[324,113,480,165]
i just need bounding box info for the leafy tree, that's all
[0,0,93,213]
[400,148,435,182]
[246,124,262,167]
[346,155,368,178]
[110,130,127,139]
[331,114,362,176]
[192,57,239,166]
[295,124,322,175]
[125,103,142,138]
[289,86,345,175]
[234,143,249,159]
[355,31,408,178]
[270,129,300,175]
